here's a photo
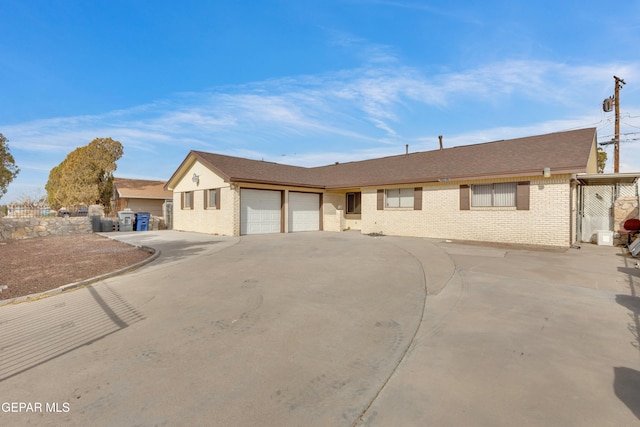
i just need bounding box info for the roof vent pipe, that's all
[439,135,443,150]
[406,144,409,155]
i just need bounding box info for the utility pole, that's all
[613,75,626,173]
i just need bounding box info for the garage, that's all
[241,189,282,235]
[288,192,320,232]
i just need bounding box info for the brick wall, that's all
[171,162,237,236]
[172,186,236,236]
[360,175,572,247]
[168,161,574,246]
[322,192,344,232]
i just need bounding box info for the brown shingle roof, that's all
[192,152,323,188]
[114,178,173,199]
[177,128,596,189]
[316,127,597,188]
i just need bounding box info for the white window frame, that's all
[386,188,414,208]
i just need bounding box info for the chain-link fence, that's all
[618,182,638,198]
[1,204,88,219]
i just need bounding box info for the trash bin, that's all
[118,209,135,232]
[135,212,150,231]
[100,219,113,232]
[90,216,101,232]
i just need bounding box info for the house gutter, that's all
[325,169,584,190]
[229,177,326,190]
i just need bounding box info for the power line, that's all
[598,131,640,139]
[599,138,640,146]
[622,122,640,130]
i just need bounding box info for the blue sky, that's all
[2,0,640,203]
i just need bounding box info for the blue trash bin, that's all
[135,212,150,231]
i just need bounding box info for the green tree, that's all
[46,137,123,210]
[597,146,607,173]
[0,133,20,202]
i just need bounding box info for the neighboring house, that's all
[112,178,173,217]
[165,128,600,247]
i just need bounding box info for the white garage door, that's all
[241,189,282,235]
[288,192,320,232]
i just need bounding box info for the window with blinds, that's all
[386,188,414,208]
[472,183,517,207]
[181,191,193,209]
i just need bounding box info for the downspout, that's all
[569,176,575,246]
[572,174,582,246]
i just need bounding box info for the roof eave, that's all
[325,167,586,189]
[231,177,325,189]
[117,195,173,200]
[577,172,640,185]
[442,167,586,183]
[165,152,198,190]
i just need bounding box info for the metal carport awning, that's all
[576,173,640,186]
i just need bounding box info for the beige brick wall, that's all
[360,175,573,247]
[171,161,574,245]
[172,161,236,235]
[232,186,241,236]
[322,191,346,232]
[344,215,362,230]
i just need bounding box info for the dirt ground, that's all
[0,233,153,300]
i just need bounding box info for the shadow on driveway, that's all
[614,367,640,420]
[100,232,225,267]
[148,239,221,266]
[0,284,144,382]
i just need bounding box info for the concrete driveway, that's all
[0,231,638,426]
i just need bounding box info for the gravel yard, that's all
[0,234,152,300]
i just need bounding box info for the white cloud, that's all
[3,58,640,202]
[11,58,636,151]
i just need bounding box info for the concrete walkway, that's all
[0,231,638,426]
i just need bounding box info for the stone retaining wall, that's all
[614,197,639,230]
[612,197,639,245]
[0,215,167,240]
[0,217,92,240]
